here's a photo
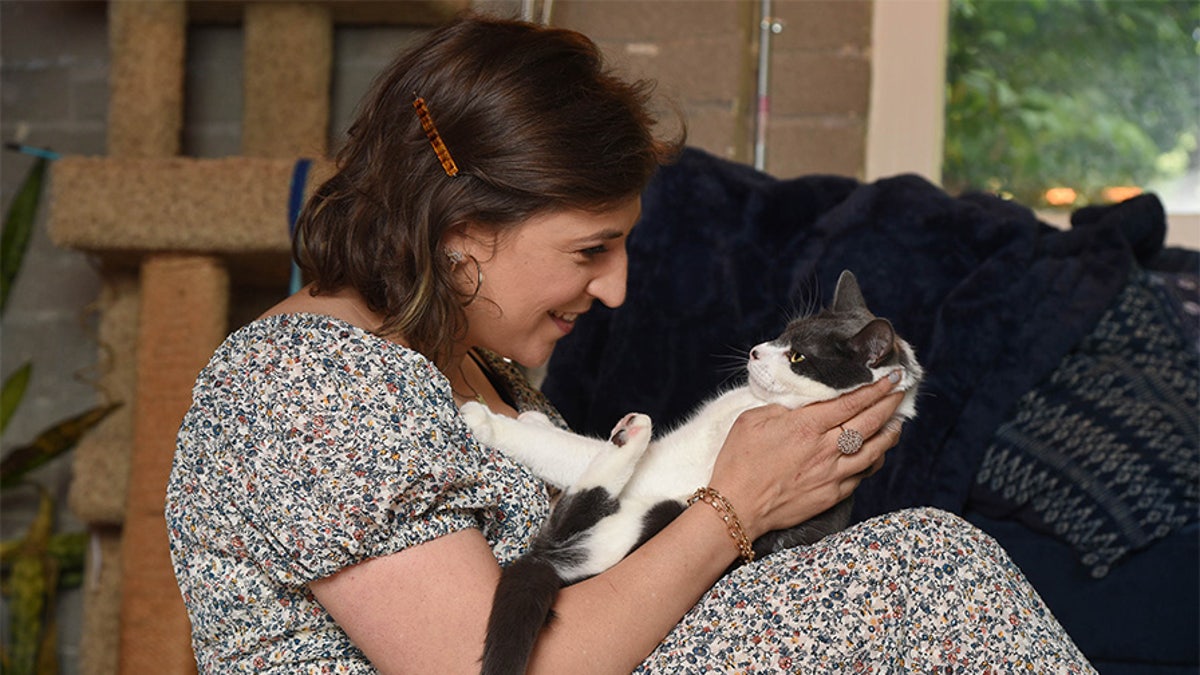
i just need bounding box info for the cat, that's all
[461,270,923,675]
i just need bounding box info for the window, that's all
[867,0,1198,249]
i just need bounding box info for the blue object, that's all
[4,143,61,160]
[287,159,312,295]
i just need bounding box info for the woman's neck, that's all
[448,348,519,418]
[260,285,385,334]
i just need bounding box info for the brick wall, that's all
[767,0,872,177]
[552,0,873,176]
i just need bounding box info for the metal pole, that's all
[755,0,782,171]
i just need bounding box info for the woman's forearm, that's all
[526,501,743,673]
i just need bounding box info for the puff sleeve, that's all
[170,318,546,588]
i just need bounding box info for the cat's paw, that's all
[517,411,554,428]
[609,412,652,448]
[459,401,495,444]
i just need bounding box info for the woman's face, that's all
[453,197,641,367]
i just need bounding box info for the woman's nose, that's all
[588,250,628,309]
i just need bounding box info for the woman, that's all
[165,14,1094,673]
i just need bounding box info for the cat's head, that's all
[746,270,921,416]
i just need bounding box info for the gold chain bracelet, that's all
[687,486,755,564]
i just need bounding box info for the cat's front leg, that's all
[459,401,501,446]
[459,402,615,489]
[517,410,556,428]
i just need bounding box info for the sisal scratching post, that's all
[68,273,136,675]
[107,0,185,158]
[69,271,139,526]
[51,1,339,671]
[78,527,123,675]
[243,2,333,158]
[49,157,332,254]
[121,256,228,674]
[106,1,200,672]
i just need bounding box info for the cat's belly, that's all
[622,450,719,502]
[622,387,766,501]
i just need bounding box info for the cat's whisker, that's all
[713,362,747,378]
[711,346,753,379]
[781,275,822,323]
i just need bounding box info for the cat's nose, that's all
[749,348,760,360]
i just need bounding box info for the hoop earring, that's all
[447,251,483,305]
[464,254,483,305]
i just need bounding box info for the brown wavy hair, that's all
[294,14,682,368]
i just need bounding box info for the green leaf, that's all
[0,403,120,490]
[46,532,87,590]
[1,362,32,434]
[0,157,47,315]
[1,532,88,590]
[2,489,54,675]
[33,553,61,675]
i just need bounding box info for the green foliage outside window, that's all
[944,0,1199,207]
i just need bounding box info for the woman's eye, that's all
[788,351,806,364]
[578,245,608,258]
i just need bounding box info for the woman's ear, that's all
[441,223,471,262]
[442,222,498,262]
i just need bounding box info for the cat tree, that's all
[47,2,463,672]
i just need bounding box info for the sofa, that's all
[541,148,1199,673]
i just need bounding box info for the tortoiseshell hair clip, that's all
[412,94,459,177]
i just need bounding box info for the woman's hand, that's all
[707,373,906,541]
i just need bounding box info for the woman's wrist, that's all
[687,487,756,564]
[704,473,774,541]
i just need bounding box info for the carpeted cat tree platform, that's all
[47,2,463,672]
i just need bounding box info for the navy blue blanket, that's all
[542,147,1193,522]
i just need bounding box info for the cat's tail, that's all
[481,556,563,675]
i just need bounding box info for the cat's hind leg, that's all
[570,413,653,496]
[481,414,654,675]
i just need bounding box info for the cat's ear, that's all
[850,318,896,367]
[831,270,868,313]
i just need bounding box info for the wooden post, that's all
[107,0,185,158]
[106,1,210,673]
[243,2,333,158]
[122,256,227,674]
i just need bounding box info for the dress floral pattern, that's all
[166,313,1094,673]
[640,508,1093,673]
[166,315,550,672]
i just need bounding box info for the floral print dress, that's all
[166,314,1094,673]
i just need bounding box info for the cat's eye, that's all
[788,351,806,364]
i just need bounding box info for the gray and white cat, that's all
[462,270,922,675]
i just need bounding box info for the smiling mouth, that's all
[549,310,582,334]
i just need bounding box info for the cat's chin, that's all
[746,376,836,410]
[746,377,780,403]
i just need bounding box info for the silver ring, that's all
[837,426,865,455]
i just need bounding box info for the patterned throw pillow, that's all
[972,268,1199,578]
